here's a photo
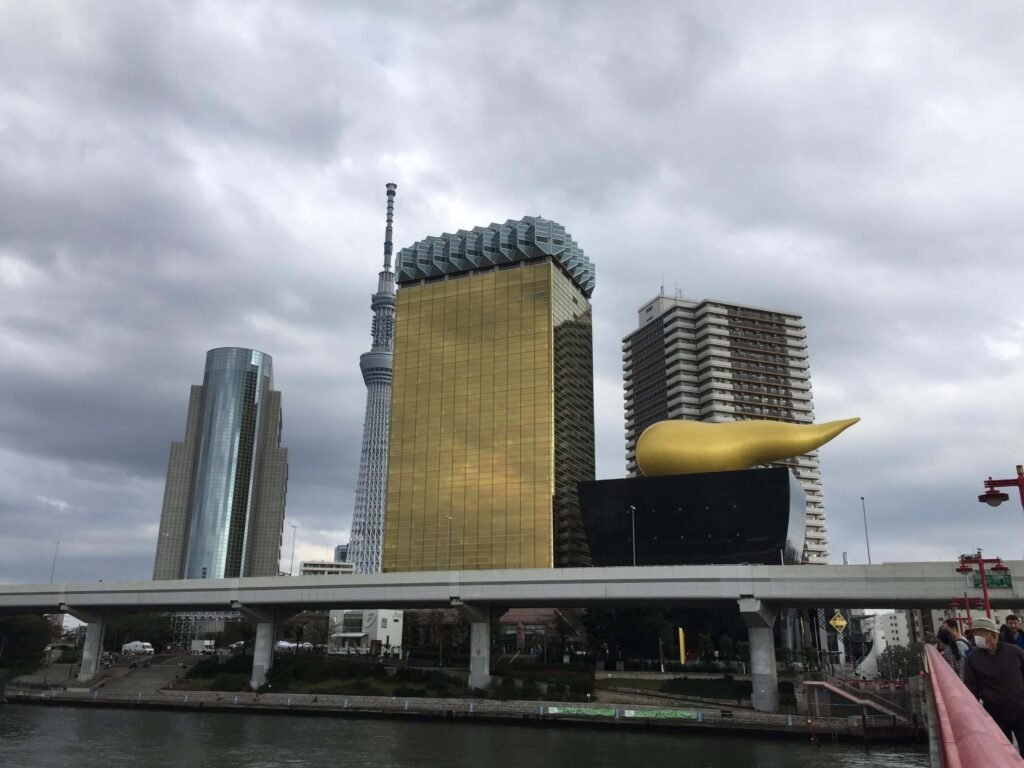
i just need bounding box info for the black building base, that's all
[577,467,806,567]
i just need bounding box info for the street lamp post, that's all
[955,550,1008,618]
[977,465,1024,514]
[288,523,298,575]
[626,505,637,567]
[49,540,60,584]
[860,497,872,565]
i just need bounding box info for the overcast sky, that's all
[2,1,1023,585]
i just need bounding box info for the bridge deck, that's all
[0,561,1020,616]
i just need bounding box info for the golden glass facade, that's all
[382,260,594,572]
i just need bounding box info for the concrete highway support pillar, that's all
[457,604,492,691]
[78,614,107,683]
[251,619,276,690]
[234,604,285,691]
[739,597,779,713]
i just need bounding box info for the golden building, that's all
[382,217,596,572]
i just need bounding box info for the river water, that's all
[0,705,928,767]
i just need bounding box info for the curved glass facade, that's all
[183,348,274,579]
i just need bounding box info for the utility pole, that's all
[49,541,60,583]
[627,506,637,566]
[860,497,872,565]
[289,523,298,575]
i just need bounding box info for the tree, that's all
[735,640,750,663]
[222,621,256,651]
[718,635,735,661]
[103,613,174,653]
[403,610,422,650]
[451,611,471,655]
[281,612,329,646]
[581,607,673,660]
[0,614,59,674]
[877,642,923,680]
[776,646,794,672]
[800,646,820,672]
[696,633,715,663]
[581,607,617,658]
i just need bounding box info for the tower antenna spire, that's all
[348,182,398,574]
[383,182,397,271]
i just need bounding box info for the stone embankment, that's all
[4,685,918,742]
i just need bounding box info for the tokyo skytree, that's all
[347,183,397,573]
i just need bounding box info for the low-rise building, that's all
[299,560,355,576]
[328,609,403,656]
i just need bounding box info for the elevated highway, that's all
[3,561,1015,713]
[2,561,1018,614]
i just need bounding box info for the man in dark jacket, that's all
[999,615,1024,650]
[965,616,1024,752]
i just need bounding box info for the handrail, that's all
[802,680,903,719]
[924,644,1023,767]
[816,670,910,719]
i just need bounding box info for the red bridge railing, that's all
[924,644,1023,767]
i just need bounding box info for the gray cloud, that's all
[2,1,1023,583]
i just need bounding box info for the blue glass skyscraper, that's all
[154,347,288,579]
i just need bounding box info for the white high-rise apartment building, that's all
[622,294,828,563]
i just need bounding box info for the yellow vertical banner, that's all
[678,627,685,664]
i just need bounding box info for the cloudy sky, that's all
[2,1,1023,585]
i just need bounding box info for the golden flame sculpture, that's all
[635,417,860,477]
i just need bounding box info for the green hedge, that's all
[188,657,224,678]
[210,673,249,692]
[661,676,751,699]
[269,656,389,685]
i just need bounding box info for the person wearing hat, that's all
[965,615,1024,753]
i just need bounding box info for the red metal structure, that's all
[978,465,1024,511]
[956,551,1009,618]
[924,644,1023,767]
[949,594,986,630]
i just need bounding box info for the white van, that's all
[121,641,155,655]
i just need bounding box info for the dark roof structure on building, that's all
[396,216,596,297]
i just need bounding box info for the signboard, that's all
[548,707,698,720]
[829,610,848,634]
[547,707,617,717]
[973,572,1013,589]
[624,709,699,720]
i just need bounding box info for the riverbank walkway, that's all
[3,685,915,742]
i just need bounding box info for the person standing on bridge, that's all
[937,625,966,680]
[965,616,1024,753]
[944,619,973,657]
[999,615,1024,651]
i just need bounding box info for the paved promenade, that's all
[4,685,917,742]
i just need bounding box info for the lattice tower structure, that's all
[348,183,398,573]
